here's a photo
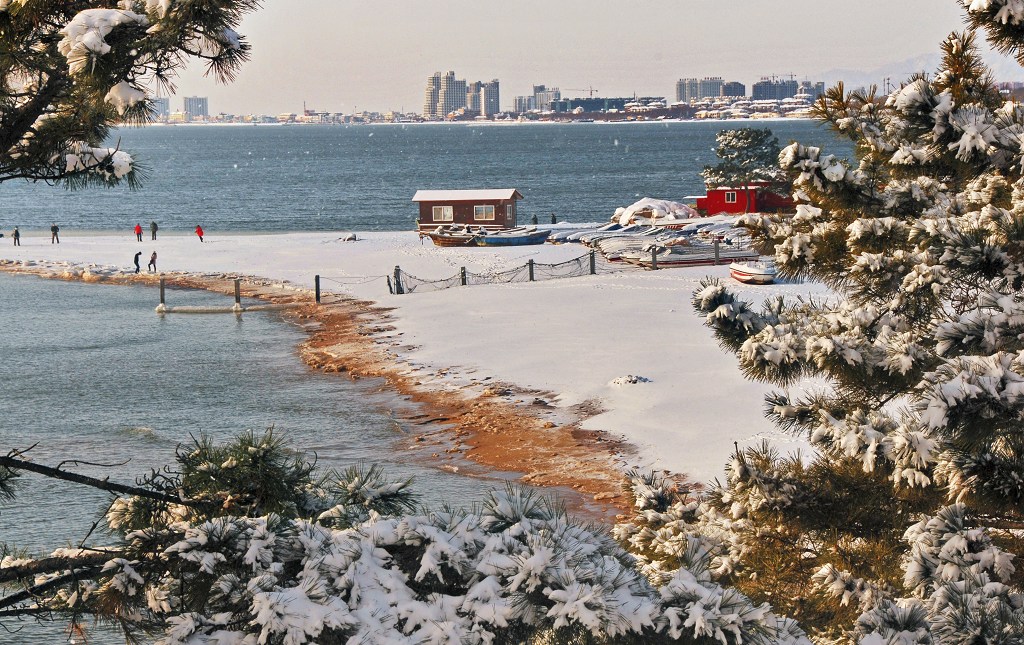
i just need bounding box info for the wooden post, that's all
[234,279,241,305]
[589,250,596,275]
[528,259,535,282]
[651,247,658,271]
[159,278,166,306]
[314,274,321,303]
[714,238,720,266]
[394,266,403,294]
[460,267,467,286]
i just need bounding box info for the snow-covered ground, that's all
[1,228,827,484]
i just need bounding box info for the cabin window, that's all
[474,205,495,221]
[432,205,453,221]
[725,192,737,204]
[506,204,514,219]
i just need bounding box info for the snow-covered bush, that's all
[0,432,808,644]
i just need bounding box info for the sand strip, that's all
[0,261,633,521]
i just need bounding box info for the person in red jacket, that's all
[134,223,143,241]
[195,224,204,242]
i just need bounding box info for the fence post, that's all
[314,274,321,303]
[528,259,535,282]
[714,238,720,266]
[394,266,404,295]
[651,247,658,271]
[589,250,596,275]
[159,278,166,306]
[234,279,241,305]
[461,267,467,286]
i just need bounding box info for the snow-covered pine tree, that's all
[701,128,790,213]
[1,431,811,644]
[691,5,1024,641]
[0,0,258,188]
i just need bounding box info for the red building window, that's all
[725,192,737,204]
[474,205,495,220]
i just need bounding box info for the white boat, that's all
[729,260,776,284]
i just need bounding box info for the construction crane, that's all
[565,86,599,98]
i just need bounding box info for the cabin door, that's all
[505,203,515,227]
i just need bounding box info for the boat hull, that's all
[425,232,479,247]
[729,262,776,284]
[476,231,550,246]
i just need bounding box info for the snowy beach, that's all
[0,229,827,495]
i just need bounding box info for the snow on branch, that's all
[58,9,148,75]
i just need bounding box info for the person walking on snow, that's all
[150,221,158,240]
[134,223,143,242]
[50,223,59,244]
[12,227,20,246]
[195,224,204,242]
[133,251,142,274]
[148,251,157,272]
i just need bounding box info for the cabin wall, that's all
[417,199,517,230]
[697,190,755,215]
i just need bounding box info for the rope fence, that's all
[387,250,627,295]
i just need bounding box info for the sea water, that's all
[0,273,493,643]
[1,121,852,233]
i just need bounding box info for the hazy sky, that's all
[173,0,989,115]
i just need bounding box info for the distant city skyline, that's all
[169,0,1011,115]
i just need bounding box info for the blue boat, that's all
[476,228,551,246]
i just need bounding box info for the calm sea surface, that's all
[0,122,852,642]
[2,121,852,233]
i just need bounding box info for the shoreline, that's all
[0,260,633,521]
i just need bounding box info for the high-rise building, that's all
[466,81,483,115]
[677,77,729,103]
[151,97,170,118]
[699,77,724,100]
[437,71,467,117]
[676,79,696,103]
[722,82,746,98]
[798,81,826,99]
[514,95,535,113]
[424,71,497,118]
[183,96,209,119]
[482,79,500,117]
[533,85,560,111]
[752,77,799,101]
[424,73,441,118]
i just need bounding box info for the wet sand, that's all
[0,261,634,522]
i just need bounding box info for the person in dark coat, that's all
[134,223,143,242]
[150,221,158,240]
[50,223,59,244]
[148,251,157,272]
[133,251,142,273]
[195,224,204,242]
[12,227,20,246]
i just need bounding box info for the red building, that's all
[693,183,793,215]
[412,189,523,232]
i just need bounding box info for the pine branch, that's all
[0,455,196,507]
[0,551,118,585]
[0,565,107,611]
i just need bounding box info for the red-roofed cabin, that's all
[694,183,793,215]
[412,189,523,232]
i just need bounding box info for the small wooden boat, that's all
[476,228,551,246]
[424,230,480,247]
[729,260,777,284]
[624,246,757,268]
